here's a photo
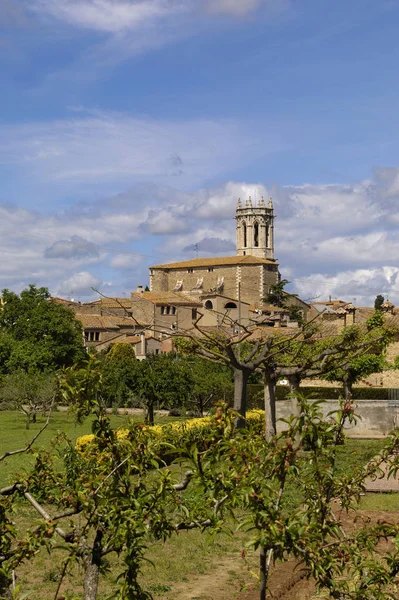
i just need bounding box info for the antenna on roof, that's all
[195,243,199,259]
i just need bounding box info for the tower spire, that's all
[235,195,275,260]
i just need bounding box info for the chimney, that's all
[136,285,144,294]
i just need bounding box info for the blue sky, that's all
[1,0,399,304]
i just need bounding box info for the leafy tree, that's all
[183,357,233,416]
[374,294,385,310]
[100,343,140,407]
[0,371,57,428]
[0,285,85,373]
[136,353,194,424]
[264,278,290,307]
[323,312,391,398]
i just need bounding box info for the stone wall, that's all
[276,399,399,438]
[151,263,278,305]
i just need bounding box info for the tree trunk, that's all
[343,376,352,400]
[145,402,155,426]
[288,374,301,420]
[264,373,276,441]
[25,412,30,430]
[83,529,103,600]
[32,410,37,424]
[0,571,12,599]
[233,367,250,428]
[259,546,267,600]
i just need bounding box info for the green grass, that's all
[0,409,180,484]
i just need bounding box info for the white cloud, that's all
[24,0,286,32]
[205,0,265,17]
[293,267,399,306]
[110,253,143,269]
[26,0,191,32]
[0,111,284,189]
[57,271,103,297]
[3,166,399,304]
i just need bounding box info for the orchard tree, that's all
[183,357,233,416]
[136,353,194,424]
[100,342,139,407]
[0,285,85,372]
[0,371,57,428]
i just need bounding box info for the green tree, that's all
[0,371,57,428]
[101,343,139,407]
[374,294,385,310]
[184,357,233,416]
[265,278,290,307]
[136,353,194,424]
[0,285,85,373]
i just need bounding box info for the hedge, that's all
[245,385,393,409]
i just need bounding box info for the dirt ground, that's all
[169,510,399,600]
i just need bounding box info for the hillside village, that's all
[52,197,399,388]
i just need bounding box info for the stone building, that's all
[149,197,280,306]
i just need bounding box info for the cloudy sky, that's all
[1,0,399,304]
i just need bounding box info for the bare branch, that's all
[0,403,53,463]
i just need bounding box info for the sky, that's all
[1,0,399,305]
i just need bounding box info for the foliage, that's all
[264,278,290,308]
[374,294,385,310]
[135,353,194,424]
[59,355,104,423]
[182,357,233,415]
[0,371,57,428]
[100,343,140,407]
[0,285,85,373]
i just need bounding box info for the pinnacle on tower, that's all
[259,195,265,207]
[237,197,242,209]
[246,196,252,207]
[268,197,273,209]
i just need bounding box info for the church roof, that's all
[150,255,277,270]
[131,291,201,306]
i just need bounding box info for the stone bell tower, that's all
[235,196,275,260]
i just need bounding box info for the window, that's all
[87,331,100,342]
[171,306,176,315]
[243,222,247,247]
[204,300,213,310]
[254,222,259,247]
[207,267,214,272]
[187,268,194,273]
[224,302,237,309]
[192,309,197,320]
[266,225,269,248]
[161,306,165,315]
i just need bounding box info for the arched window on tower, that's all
[254,222,259,247]
[243,222,247,247]
[265,224,269,248]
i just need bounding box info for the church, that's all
[149,197,279,307]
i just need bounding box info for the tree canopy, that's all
[0,285,86,373]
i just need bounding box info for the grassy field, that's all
[0,409,179,483]
[0,411,395,599]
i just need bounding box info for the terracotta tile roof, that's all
[100,298,132,309]
[150,255,278,269]
[51,296,101,307]
[76,315,136,329]
[132,291,201,306]
[249,303,286,313]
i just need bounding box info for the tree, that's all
[0,371,57,428]
[100,343,140,407]
[0,285,86,373]
[323,312,391,399]
[183,357,233,416]
[374,294,385,310]
[136,353,194,424]
[264,279,290,307]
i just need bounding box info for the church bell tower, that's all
[235,196,275,260]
